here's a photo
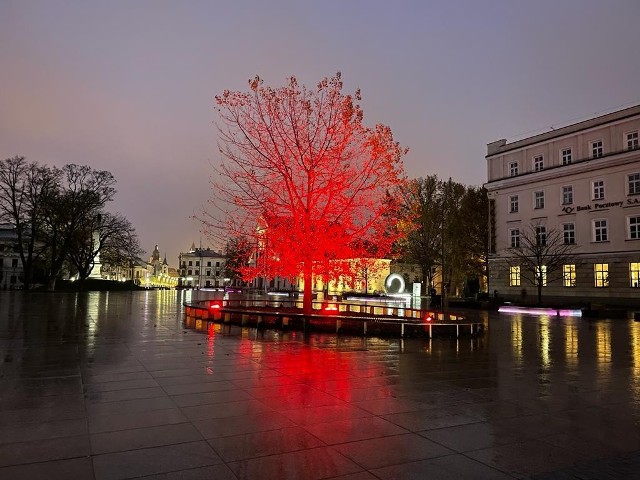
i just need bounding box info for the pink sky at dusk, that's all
[1,0,639,265]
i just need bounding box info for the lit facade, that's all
[101,244,179,288]
[178,243,235,288]
[486,105,640,305]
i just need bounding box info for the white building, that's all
[486,105,640,305]
[178,243,230,289]
[0,224,22,289]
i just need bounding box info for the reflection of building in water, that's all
[632,324,640,392]
[595,322,612,378]
[538,318,551,369]
[486,105,640,305]
[511,314,523,366]
[564,323,579,368]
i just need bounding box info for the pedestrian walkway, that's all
[1,291,639,479]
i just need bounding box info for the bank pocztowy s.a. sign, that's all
[561,197,638,214]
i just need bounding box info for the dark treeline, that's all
[0,156,142,290]
[395,175,489,298]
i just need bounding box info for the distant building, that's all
[0,224,22,289]
[485,104,640,305]
[101,244,179,288]
[178,243,234,288]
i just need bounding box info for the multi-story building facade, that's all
[0,223,23,289]
[178,243,230,288]
[486,105,640,305]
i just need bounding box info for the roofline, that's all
[487,104,640,157]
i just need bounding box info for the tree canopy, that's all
[395,176,488,297]
[0,156,140,289]
[205,73,407,312]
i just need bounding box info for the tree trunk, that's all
[303,266,313,315]
[537,282,542,305]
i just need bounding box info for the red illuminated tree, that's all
[204,73,406,313]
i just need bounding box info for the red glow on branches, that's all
[205,73,407,313]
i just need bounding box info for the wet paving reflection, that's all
[0,290,639,479]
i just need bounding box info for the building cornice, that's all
[487,105,640,157]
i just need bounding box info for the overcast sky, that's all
[1,0,639,265]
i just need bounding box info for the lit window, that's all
[562,185,573,205]
[510,266,521,287]
[629,173,640,195]
[563,264,576,287]
[592,180,605,200]
[631,263,640,288]
[594,263,609,287]
[591,140,603,158]
[534,155,544,172]
[535,265,547,286]
[534,191,545,209]
[510,228,520,248]
[561,148,572,165]
[628,216,640,240]
[627,131,639,151]
[536,225,547,246]
[563,223,575,244]
[593,219,608,242]
[509,162,519,177]
[509,195,519,213]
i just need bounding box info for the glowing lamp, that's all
[323,303,338,313]
[425,315,433,322]
[209,301,221,310]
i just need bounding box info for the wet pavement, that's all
[0,290,639,480]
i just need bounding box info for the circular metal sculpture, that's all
[384,273,405,294]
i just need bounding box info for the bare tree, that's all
[505,224,578,304]
[40,164,116,290]
[223,235,252,283]
[396,177,488,298]
[204,73,406,313]
[67,212,140,282]
[0,156,59,288]
[396,176,442,288]
[99,230,144,283]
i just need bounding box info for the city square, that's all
[1,290,639,479]
[2,2,640,479]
